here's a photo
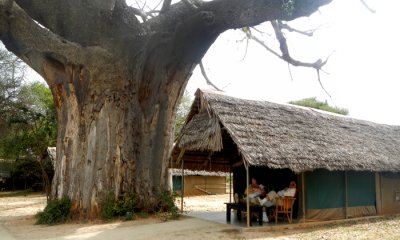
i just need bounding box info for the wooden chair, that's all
[274,197,296,223]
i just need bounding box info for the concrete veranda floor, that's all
[184,208,396,237]
[185,209,297,229]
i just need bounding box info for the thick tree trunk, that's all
[47,48,194,218]
[36,6,216,219]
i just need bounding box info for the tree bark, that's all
[43,28,208,217]
[0,0,331,219]
[44,54,191,218]
[37,156,51,201]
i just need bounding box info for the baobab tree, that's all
[0,0,331,218]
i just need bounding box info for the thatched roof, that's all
[170,168,228,177]
[171,89,400,173]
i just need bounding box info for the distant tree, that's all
[0,49,55,194]
[1,82,56,198]
[289,97,349,115]
[10,158,43,190]
[174,90,193,139]
[0,49,26,136]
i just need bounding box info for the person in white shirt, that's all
[260,181,296,207]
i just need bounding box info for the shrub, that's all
[114,193,137,216]
[36,196,71,224]
[101,191,115,220]
[137,211,148,218]
[101,190,137,220]
[124,211,134,221]
[102,190,179,221]
[156,190,179,221]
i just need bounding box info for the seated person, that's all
[259,190,278,207]
[242,178,266,205]
[245,178,263,198]
[260,181,296,207]
[277,181,296,197]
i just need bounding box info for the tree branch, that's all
[272,20,332,97]
[14,0,142,48]
[243,23,332,97]
[270,20,327,69]
[241,36,250,61]
[287,62,294,82]
[130,6,150,21]
[277,20,316,37]
[199,0,332,32]
[0,1,113,85]
[14,0,100,45]
[316,69,331,99]
[199,61,222,91]
[141,0,331,68]
[360,0,376,13]
[243,28,284,61]
[160,0,172,13]
[147,0,331,39]
[182,0,201,10]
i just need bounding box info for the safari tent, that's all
[171,89,400,222]
[169,169,228,196]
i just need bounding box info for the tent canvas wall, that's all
[172,175,227,196]
[171,89,400,222]
[377,172,400,215]
[305,169,376,220]
[169,169,228,196]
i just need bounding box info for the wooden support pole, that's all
[229,172,232,203]
[180,158,185,213]
[344,171,348,219]
[375,172,382,214]
[245,163,250,227]
[301,172,306,222]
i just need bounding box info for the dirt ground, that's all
[1,192,400,240]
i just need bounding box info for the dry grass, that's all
[288,216,400,240]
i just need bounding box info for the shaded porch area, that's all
[180,193,298,228]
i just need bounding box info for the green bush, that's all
[124,211,134,221]
[114,193,137,216]
[138,211,148,218]
[36,196,71,224]
[101,191,115,220]
[101,191,137,220]
[102,190,179,221]
[156,190,179,220]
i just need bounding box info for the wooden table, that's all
[225,202,263,226]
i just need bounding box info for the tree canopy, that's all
[1,80,56,159]
[0,49,26,133]
[0,48,56,193]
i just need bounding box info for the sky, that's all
[185,0,400,125]
[22,0,400,125]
